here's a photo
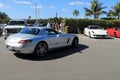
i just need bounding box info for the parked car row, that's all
[84,25,120,38]
[3,21,120,57]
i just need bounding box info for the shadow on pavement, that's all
[90,36,114,39]
[14,44,89,61]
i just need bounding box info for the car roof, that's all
[27,27,52,30]
[9,19,27,21]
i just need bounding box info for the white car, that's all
[3,19,28,39]
[84,25,108,38]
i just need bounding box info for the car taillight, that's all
[18,40,32,44]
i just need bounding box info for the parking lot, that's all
[0,34,120,80]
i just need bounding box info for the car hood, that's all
[91,29,107,34]
[4,25,26,29]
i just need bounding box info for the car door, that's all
[45,29,67,48]
[109,28,114,36]
[58,33,71,46]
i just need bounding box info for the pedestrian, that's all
[77,27,80,34]
[54,22,60,32]
[60,22,64,33]
[47,22,51,28]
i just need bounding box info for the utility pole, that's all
[35,2,38,22]
[56,12,58,18]
[38,7,40,20]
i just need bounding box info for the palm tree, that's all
[73,9,79,18]
[84,0,107,19]
[0,12,10,23]
[112,2,120,19]
[107,10,115,18]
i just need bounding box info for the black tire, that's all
[89,32,91,38]
[84,31,86,36]
[35,42,48,57]
[71,38,78,47]
[114,32,117,38]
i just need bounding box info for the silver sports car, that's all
[5,27,79,57]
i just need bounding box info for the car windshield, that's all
[20,28,40,35]
[115,27,120,30]
[34,22,46,27]
[89,25,101,29]
[8,21,27,26]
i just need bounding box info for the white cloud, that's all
[0,3,5,8]
[30,5,43,9]
[69,1,84,5]
[69,1,90,6]
[11,0,17,1]
[48,6,55,9]
[16,1,31,5]
[6,6,11,9]
[85,3,91,6]
[0,2,11,9]
[62,8,68,12]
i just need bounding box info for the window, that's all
[89,25,101,29]
[20,28,40,35]
[8,21,27,26]
[45,29,58,35]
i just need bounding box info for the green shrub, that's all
[63,19,120,33]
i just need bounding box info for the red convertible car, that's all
[106,27,120,38]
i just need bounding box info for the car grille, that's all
[95,35,107,37]
[6,28,22,33]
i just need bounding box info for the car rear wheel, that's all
[114,32,117,38]
[71,38,78,47]
[35,42,48,57]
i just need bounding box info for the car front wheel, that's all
[84,31,86,36]
[89,32,91,38]
[71,38,78,47]
[35,42,48,57]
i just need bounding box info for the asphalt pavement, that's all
[0,35,120,80]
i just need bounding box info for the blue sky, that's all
[0,0,119,19]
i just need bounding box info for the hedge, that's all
[63,19,120,33]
